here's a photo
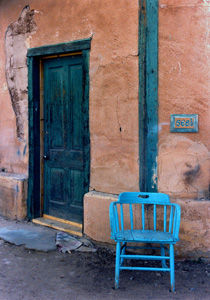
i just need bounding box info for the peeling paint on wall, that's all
[5,5,37,141]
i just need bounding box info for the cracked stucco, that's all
[5,5,37,141]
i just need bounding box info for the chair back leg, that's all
[115,242,121,289]
[170,244,175,292]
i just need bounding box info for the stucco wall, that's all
[0,0,210,257]
[159,0,210,200]
[0,0,139,193]
[158,0,210,257]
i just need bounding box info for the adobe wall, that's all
[159,0,210,200]
[158,0,210,257]
[0,0,209,258]
[0,0,139,193]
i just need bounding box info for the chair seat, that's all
[115,229,178,243]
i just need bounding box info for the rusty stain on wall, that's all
[158,136,210,199]
[4,5,37,141]
[183,163,200,185]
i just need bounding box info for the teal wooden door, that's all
[43,55,88,223]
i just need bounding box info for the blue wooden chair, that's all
[109,192,181,292]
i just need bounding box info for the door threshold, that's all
[32,214,83,237]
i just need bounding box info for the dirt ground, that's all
[0,239,209,300]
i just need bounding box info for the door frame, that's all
[27,39,91,220]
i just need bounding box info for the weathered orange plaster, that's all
[0,0,210,258]
[0,173,27,220]
[0,0,139,192]
[158,1,210,199]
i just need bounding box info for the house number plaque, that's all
[170,114,198,132]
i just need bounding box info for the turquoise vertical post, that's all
[139,0,147,192]
[139,0,158,192]
[146,0,158,192]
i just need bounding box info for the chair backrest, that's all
[118,192,170,204]
[110,192,181,240]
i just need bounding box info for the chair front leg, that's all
[115,242,121,289]
[169,244,175,292]
[120,242,126,266]
[160,244,167,269]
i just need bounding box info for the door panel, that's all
[43,55,87,223]
[70,65,83,150]
[50,168,66,205]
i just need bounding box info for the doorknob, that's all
[43,155,49,160]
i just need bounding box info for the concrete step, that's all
[32,215,83,237]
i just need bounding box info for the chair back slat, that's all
[142,203,145,230]
[129,204,134,230]
[114,204,119,232]
[153,204,157,230]
[169,206,174,234]
[173,207,177,236]
[120,203,124,231]
[164,205,167,232]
